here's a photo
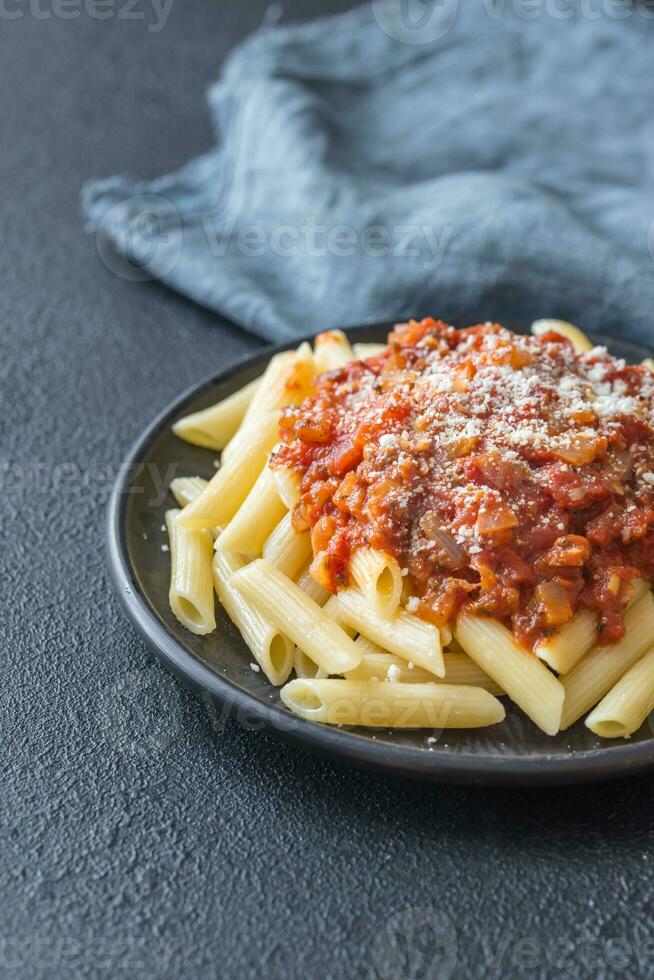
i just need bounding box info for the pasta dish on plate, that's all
[163,318,654,741]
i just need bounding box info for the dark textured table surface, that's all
[3,3,654,978]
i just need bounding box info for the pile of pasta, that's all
[165,324,654,740]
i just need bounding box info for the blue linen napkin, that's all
[82,1,654,344]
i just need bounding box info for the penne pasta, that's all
[170,476,209,509]
[222,344,314,465]
[280,679,505,728]
[219,355,290,468]
[627,577,649,607]
[165,509,216,635]
[295,561,331,607]
[441,652,504,693]
[348,546,403,619]
[241,351,296,422]
[336,587,445,678]
[215,463,286,557]
[292,596,353,679]
[530,318,593,352]
[160,320,654,743]
[536,580,648,674]
[585,646,654,739]
[212,549,293,685]
[176,411,280,530]
[231,560,362,675]
[455,614,564,735]
[322,595,356,638]
[249,343,314,417]
[270,463,301,509]
[560,590,654,730]
[262,511,312,579]
[172,378,260,450]
[313,330,354,372]
[344,647,504,694]
[351,634,387,658]
[343,647,437,683]
[535,609,598,674]
[293,647,328,680]
[352,342,386,360]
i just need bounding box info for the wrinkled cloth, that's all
[82,1,654,344]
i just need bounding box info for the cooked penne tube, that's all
[351,634,386,657]
[270,464,301,509]
[222,344,314,465]
[293,647,328,680]
[280,679,505,728]
[172,378,260,450]
[352,342,386,359]
[560,590,654,730]
[295,561,330,606]
[241,351,295,422]
[215,463,286,557]
[530,319,593,352]
[212,549,293,685]
[536,579,648,673]
[231,560,362,675]
[165,509,216,636]
[220,354,291,467]
[262,512,312,578]
[344,647,440,683]
[535,609,598,674]
[442,652,504,693]
[643,358,654,372]
[345,648,503,694]
[627,577,649,606]
[313,330,354,372]
[170,476,209,508]
[585,646,654,738]
[322,595,356,637]
[293,583,350,679]
[455,614,564,735]
[176,411,280,530]
[348,547,402,619]
[247,344,314,418]
[336,588,444,678]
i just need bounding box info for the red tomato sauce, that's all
[271,319,654,651]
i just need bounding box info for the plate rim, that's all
[106,322,654,785]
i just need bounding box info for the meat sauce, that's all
[271,319,654,651]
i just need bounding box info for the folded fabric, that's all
[82,1,654,345]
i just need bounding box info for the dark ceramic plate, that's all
[107,321,654,785]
